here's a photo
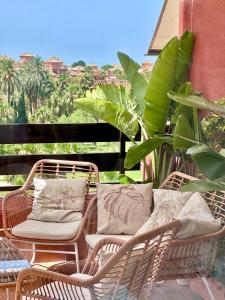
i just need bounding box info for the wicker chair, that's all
[15,220,181,300]
[84,171,225,281]
[158,171,225,281]
[2,159,99,273]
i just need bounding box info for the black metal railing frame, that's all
[0,123,141,191]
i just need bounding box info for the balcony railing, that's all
[0,123,141,191]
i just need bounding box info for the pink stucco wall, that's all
[181,0,225,100]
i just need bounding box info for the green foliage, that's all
[20,55,50,114]
[187,144,225,181]
[124,136,172,169]
[71,60,86,68]
[0,58,19,104]
[118,52,147,115]
[0,102,15,123]
[144,37,179,136]
[76,98,139,140]
[202,99,225,149]
[15,92,28,123]
[168,91,225,117]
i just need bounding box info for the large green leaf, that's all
[173,114,196,150]
[100,84,135,112]
[187,144,225,181]
[144,37,179,136]
[76,98,138,140]
[182,180,225,192]
[175,32,194,89]
[168,92,225,117]
[119,174,136,184]
[124,136,172,169]
[172,82,194,125]
[118,52,148,115]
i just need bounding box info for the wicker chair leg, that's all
[30,243,36,265]
[6,288,10,300]
[202,277,216,300]
[74,242,80,273]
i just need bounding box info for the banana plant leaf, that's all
[173,114,196,150]
[172,82,194,125]
[124,136,173,169]
[76,98,139,140]
[174,32,194,89]
[118,52,147,116]
[86,85,105,99]
[187,144,225,181]
[100,84,137,114]
[119,174,136,184]
[182,180,225,192]
[144,37,179,136]
[168,92,225,117]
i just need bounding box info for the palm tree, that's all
[0,58,19,105]
[20,55,49,114]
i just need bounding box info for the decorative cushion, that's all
[176,192,221,239]
[12,219,81,240]
[97,183,153,234]
[135,190,193,235]
[86,234,132,249]
[27,177,87,222]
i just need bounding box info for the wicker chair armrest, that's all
[3,188,32,236]
[83,195,98,235]
[69,195,98,242]
[171,226,225,247]
[83,237,125,275]
[16,268,96,300]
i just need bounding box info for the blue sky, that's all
[0,0,164,66]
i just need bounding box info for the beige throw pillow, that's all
[97,183,153,234]
[27,177,87,222]
[176,192,221,239]
[135,190,193,235]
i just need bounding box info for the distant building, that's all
[44,56,67,75]
[88,64,101,80]
[69,65,85,77]
[139,61,153,73]
[19,53,34,63]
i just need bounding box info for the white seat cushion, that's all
[12,219,81,240]
[86,234,133,248]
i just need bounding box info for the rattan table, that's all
[0,237,30,299]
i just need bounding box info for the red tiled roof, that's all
[45,56,63,63]
[19,53,33,57]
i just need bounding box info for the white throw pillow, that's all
[97,183,153,234]
[176,192,221,239]
[136,190,193,235]
[27,177,87,222]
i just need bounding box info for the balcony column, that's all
[180,0,225,100]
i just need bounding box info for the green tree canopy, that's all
[0,58,19,105]
[71,60,86,68]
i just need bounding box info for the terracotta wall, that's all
[180,0,225,100]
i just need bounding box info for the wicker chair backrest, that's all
[159,171,225,226]
[88,221,180,300]
[24,159,99,216]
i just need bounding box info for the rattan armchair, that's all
[15,220,181,300]
[2,159,99,272]
[85,171,225,281]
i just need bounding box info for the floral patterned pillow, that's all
[135,189,193,235]
[97,183,153,235]
[27,177,87,222]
